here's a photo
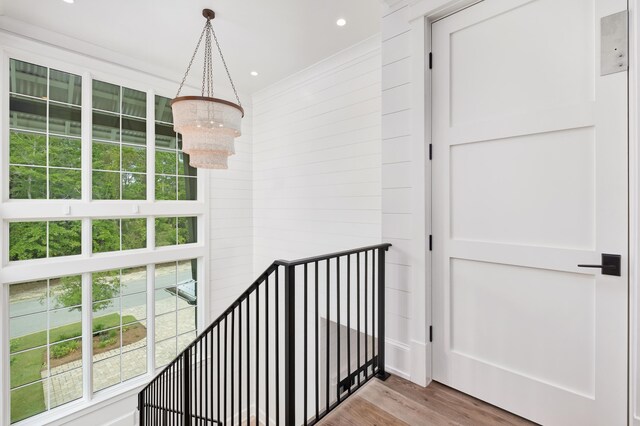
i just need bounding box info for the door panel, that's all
[450,127,596,249]
[450,258,596,397]
[449,0,594,126]
[432,0,628,424]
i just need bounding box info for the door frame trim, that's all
[629,1,640,424]
[404,0,483,388]
[407,1,639,424]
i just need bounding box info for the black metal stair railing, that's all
[138,243,391,426]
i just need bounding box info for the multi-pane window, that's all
[9,59,82,200]
[9,276,84,423]
[92,218,147,253]
[92,81,147,200]
[154,260,198,367]
[155,95,197,201]
[4,57,204,424]
[92,267,147,392]
[9,221,82,261]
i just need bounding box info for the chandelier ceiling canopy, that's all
[171,8,244,170]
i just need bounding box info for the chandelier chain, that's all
[176,15,241,107]
[176,21,209,98]
[211,26,242,106]
[202,21,213,97]
[207,23,214,96]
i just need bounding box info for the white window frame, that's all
[0,35,211,426]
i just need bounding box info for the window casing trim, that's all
[0,41,212,426]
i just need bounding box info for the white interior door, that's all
[431,1,628,425]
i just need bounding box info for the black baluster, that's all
[336,256,341,402]
[231,309,235,426]
[256,280,260,425]
[376,247,390,380]
[266,273,270,426]
[139,389,145,425]
[239,301,242,426]
[314,261,319,421]
[275,267,280,426]
[151,376,154,425]
[176,361,179,425]
[373,250,376,374]
[247,297,250,426]
[284,264,296,426]
[184,350,192,426]
[357,252,361,388]
[217,325,221,424]
[303,263,308,426]
[224,317,228,426]
[326,259,330,412]
[200,339,203,425]
[210,330,214,425]
[347,254,351,395]
[365,251,369,379]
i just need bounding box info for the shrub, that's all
[97,329,118,348]
[98,337,116,348]
[51,340,80,359]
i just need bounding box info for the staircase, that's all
[138,243,391,425]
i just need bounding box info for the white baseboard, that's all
[385,338,411,380]
[409,339,429,387]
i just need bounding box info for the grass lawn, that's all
[10,381,46,424]
[9,313,135,423]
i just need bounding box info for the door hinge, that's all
[429,235,432,251]
[428,52,432,69]
[429,326,433,342]
[429,143,432,160]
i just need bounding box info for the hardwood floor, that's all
[320,375,536,426]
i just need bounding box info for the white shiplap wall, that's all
[381,1,428,384]
[252,36,382,269]
[208,105,254,319]
[251,34,416,380]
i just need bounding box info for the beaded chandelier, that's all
[171,9,244,169]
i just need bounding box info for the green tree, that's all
[49,221,82,257]
[54,271,120,312]
[92,219,120,253]
[9,132,81,200]
[155,217,177,246]
[9,222,46,261]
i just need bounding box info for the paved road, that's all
[10,267,195,338]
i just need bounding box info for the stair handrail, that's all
[139,243,392,426]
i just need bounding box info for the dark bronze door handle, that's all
[578,254,621,276]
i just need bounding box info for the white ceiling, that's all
[1,0,381,96]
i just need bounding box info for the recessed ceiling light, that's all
[63,0,74,4]
[336,18,347,27]
[250,71,259,76]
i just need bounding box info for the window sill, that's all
[13,374,151,426]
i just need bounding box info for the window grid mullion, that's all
[46,279,52,410]
[46,67,50,200]
[82,271,93,402]
[82,71,92,203]
[119,269,124,384]
[119,85,123,201]
[4,60,203,424]
[147,263,156,375]
[46,221,50,258]
[147,90,155,202]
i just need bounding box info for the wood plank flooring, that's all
[320,375,536,426]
